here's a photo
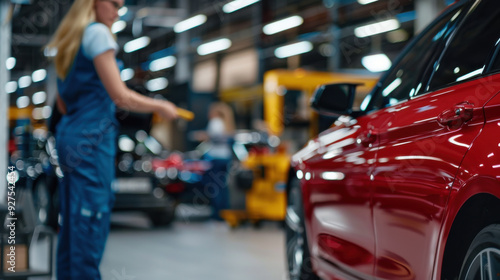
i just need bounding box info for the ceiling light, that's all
[355,19,400,38]
[124,36,150,53]
[32,91,47,105]
[18,76,32,88]
[32,69,47,82]
[121,68,135,81]
[197,38,232,56]
[174,14,207,33]
[118,6,128,17]
[150,56,177,72]
[118,135,135,152]
[112,20,127,34]
[361,53,392,72]
[16,96,30,109]
[5,57,16,70]
[32,108,44,120]
[146,77,168,92]
[263,15,303,35]
[5,81,17,94]
[44,47,57,57]
[223,0,260,13]
[358,0,378,4]
[42,106,52,119]
[274,41,313,58]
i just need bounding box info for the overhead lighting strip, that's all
[124,36,151,53]
[354,19,400,38]
[223,0,260,13]
[263,15,303,35]
[197,38,232,56]
[274,41,313,58]
[174,14,207,33]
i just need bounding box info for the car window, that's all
[488,46,500,74]
[365,6,464,112]
[428,0,500,90]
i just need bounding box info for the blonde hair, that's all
[45,0,96,79]
[209,102,236,134]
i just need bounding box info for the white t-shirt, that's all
[82,23,118,59]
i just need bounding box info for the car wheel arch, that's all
[440,191,500,279]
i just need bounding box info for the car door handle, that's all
[437,102,474,127]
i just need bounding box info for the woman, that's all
[202,102,235,220]
[45,0,178,278]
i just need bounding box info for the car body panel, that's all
[371,75,491,279]
[432,80,500,278]
[296,111,392,278]
[292,73,500,279]
[287,0,500,279]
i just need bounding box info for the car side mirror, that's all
[310,83,361,116]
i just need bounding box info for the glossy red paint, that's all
[292,74,500,279]
[287,1,500,279]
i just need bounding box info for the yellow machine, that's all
[221,69,378,228]
[263,69,378,137]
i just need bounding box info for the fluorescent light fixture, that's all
[6,57,16,70]
[197,38,232,56]
[32,91,47,105]
[43,106,52,119]
[32,69,47,82]
[16,96,30,109]
[118,6,128,17]
[361,53,392,72]
[263,15,303,35]
[456,67,483,82]
[358,0,378,4]
[150,56,177,71]
[124,36,151,53]
[5,81,17,94]
[120,68,135,81]
[274,41,313,58]
[146,77,168,92]
[18,75,32,88]
[223,0,260,13]
[44,47,57,57]
[355,19,400,38]
[174,14,207,33]
[32,107,44,120]
[112,20,127,34]
[119,135,135,152]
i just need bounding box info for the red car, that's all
[285,0,500,279]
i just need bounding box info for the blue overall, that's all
[55,27,118,279]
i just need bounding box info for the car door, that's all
[298,4,467,278]
[370,1,500,279]
[298,111,390,279]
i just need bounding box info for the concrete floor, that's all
[99,208,287,280]
[26,205,287,280]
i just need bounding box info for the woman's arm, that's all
[93,50,178,120]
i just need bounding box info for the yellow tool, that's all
[176,108,195,121]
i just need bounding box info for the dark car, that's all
[30,107,178,228]
[285,0,500,279]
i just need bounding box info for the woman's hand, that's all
[157,99,178,120]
